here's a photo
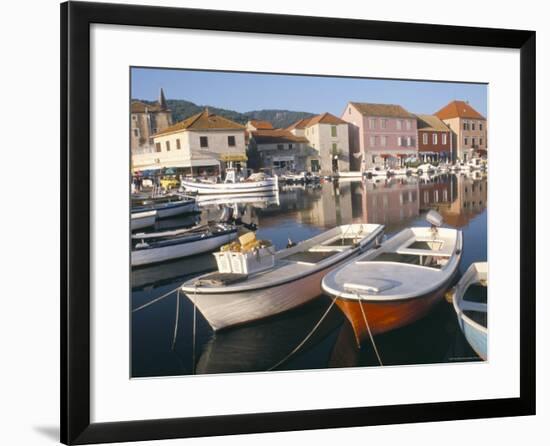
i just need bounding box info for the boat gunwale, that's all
[132,226,238,250]
[452,262,488,334]
[180,225,385,294]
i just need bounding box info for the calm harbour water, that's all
[131,172,487,377]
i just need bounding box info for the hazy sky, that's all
[131,67,487,117]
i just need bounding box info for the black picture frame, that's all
[61,1,536,444]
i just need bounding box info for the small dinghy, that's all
[131,223,238,267]
[322,210,462,346]
[452,262,487,360]
[132,194,197,219]
[181,224,384,331]
[131,210,157,231]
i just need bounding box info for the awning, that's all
[220,153,248,162]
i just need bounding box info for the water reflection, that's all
[132,173,487,377]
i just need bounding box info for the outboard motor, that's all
[219,206,234,222]
[426,209,444,238]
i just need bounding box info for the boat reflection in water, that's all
[131,173,487,377]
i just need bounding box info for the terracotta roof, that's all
[131,101,162,113]
[251,129,308,145]
[248,120,274,130]
[435,100,486,120]
[154,110,245,136]
[286,118,312,131]
[305,112,348,127]
[415,114,450,132]
[349,102,415,118]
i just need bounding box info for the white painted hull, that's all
[185,262,340,331]
[181,178,278,195]
[132,231,237,267]
[131,211,156,231]
[154,201,197,218]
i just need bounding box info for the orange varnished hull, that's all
[336,283,450,347]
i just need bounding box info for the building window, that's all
[277,144,284,150]
[472,137,476,146]
[442,133,447,145]
[331,126,337,137]
[166,141,170,151]
[480,138,483,145]
[228,135,236,146]
[200,136,208,148]
[381,119,387,129]
[288,144,293,150]
[369,119,376,129]
[471,122,476,131]
[374,136,379,146]
[464,137,468,146]
[463,122,468,131]
[133,128,139,137]
[332,143,338,152]
[381,136,387,146]
[372,155,376,163]
[155,142,161,152]
[480,123,483,131]
[433,133,438,145]
[397,120,403,130]
[176,138,181,150]
[370,136,376,147]
[422,133,428,145]
[406,120,412,130]
[397,136,402,146]
[407,136,412,146]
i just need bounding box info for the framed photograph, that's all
[61,1,536,444]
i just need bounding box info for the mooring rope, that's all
[131,285,181,313]
[170,289,181,351]
[267,297,338,371]
[357,296,383,366]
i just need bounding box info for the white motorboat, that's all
[452,262,487,360]
[131,223,238,267]
[180,224,385,331]
[365,167,392,177]
[131,210,157,231]
[337,171,364,179]
[131,194,197,219]
[322,211,462,346]
[416,163,437,175]
[181,169,278,195]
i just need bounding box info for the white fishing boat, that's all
[131,223,238,267]
[195,191,280,208]
[416,163,437,175]
[180,223,385,331]
[391,167,413,177]
[365,166,392,177]
[337,171,364,179]
[131,194,197,219]
[181,169,278,195]
[452,262,487,360]
[131,210,157,231]
[322,210,462,346]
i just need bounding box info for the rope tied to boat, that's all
[132,285,181,313]
[355,292,384,366]
[267,297,338,371]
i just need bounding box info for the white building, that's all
[132,109,247,176]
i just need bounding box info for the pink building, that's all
[341,102,418,170]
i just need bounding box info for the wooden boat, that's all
[131,210,157,231]
[131,223,238,267]
[180,223,385,331]
[451,262,487,360]
[131,194,197,219]
[322,212,462,346]
[181,169,278,195]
